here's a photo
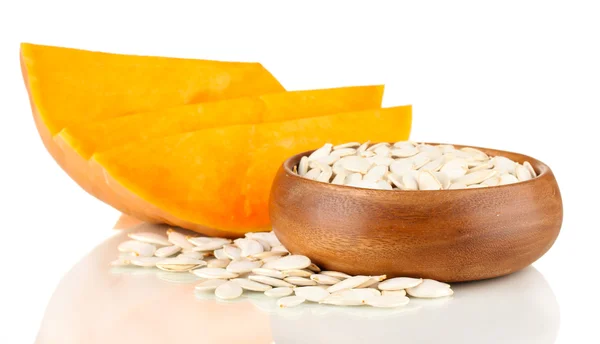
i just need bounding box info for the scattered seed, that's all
[215,281,244,300]
[195,279,227,292]
[284,276,317,286]
[382,290,407,297]
[232,278,272,292]
[327,275,371,293]
[248,275,294,288]
[378,277,423,290]
[266,255,311,271]
[154,245,181,258]
[277,296,306,308]
[252,268,285,279]
[166,229,195,250]
[294,286,331,302]
[227,259,263,273]
[130,256,162,267]
[406,279,453,298]
[192,267,238,279]
[118,240,156,257]
[310,274,341,285]
[128,232,171,246]
[265,287,294,298]
[366,295,410,308]
[206,258,231,268]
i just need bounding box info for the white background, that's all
[1,0,599,342]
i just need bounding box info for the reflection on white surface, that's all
[36,223,559,344]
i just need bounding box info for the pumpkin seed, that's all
[303,168,321,180]
[189,237,231,251]
[277,296,306,308]
[266,255,311,271]
[298,156,309,176]
[227,259,262,273]
[378,277,423,290]
[282,269,313,278]
[294,286,330,302]
[366,295,410,308]
[166,229,195,250]
[118,240,156,257]
[340,156,372,174]
[213,249,228,260]
[307,263,322,273]
[284,276,317,286]
[382,290,407,296]
[234,238,264,257]
[223,245,242,260]
[406,279,453,298]
[156,257,206,272]
[327,275,371,293]
[206,258,230,268]
[215,281,244,300]
[331,147,357,157]
[252,268,285,279]
[128,232,171,246]
[179,251,204,259]
[515,164,533,181]
[310,274,341,285]
[308,143,333,161]
[130,256,162,267]
[524,161,536,177]
[195,279,227,292]
[265,287,294,298]
[192,267,238,279]
[334,142,361,149]
[154,245,181,258]
[249,275,294,288]
[321,271,351,279]
[231,278,272,292]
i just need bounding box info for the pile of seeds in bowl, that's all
[112,228,453,308]
[294,141,537,190]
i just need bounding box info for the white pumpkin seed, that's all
[317,170,333,182]
[330,147,357,157]
[389,159,414,176]
[231,278,272,292]
[298,156,309,176]
[189,237,231,251]
[227,259,262,273]
[118,240,156,257]
[492,156,516,174]
[308,143,333,160]
[331,171,347,185]
[215,281,243,300]
[418,171,442,190]
[524,161,536,177]
[234,238,264,257]
[406,279,453,298]
[250,250,287,260]
[223,245,242,260]
[249,275,294,287]
[284,276,317,286]
[195,279,227,292]
[206,258,231,268]
[420,157,445,172]
[307,263,322,273]
[128,232,171,246]
[265,287,294,298]
[499,173,519,185]
[303,168,321,180]
[154,245,181,258]
[357,141,370,153]
[179,251,204,259]
[252,268,285,279]
[277,296,306,308]
[294,286,330,302]
[192,267,238,279]
[327,275,371,293]
[366,295,410,308]
[213,249,228,260]
[378,277,423,290]
[156,257,206,272]
[382,289,407,296]
[270,245,289,254]
[310,274,341,285]
[340,156,372,174]
[130,256,162,267]
[515,164,533,181]
[282,269,313,278]
[390,145,418,158]
[453,169,497,186]
[334,142,360,149]
[166,229,195,250]
[321,271,351,279]
[267,255,311,271]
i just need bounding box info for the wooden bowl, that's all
[269,144,563,282]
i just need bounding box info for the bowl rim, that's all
[281,142,553,193]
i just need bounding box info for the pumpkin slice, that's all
[92,105,412,237]
[20,43,284,193]
[55,85,384,213]
[58,85,385,160]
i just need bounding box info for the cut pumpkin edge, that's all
[90,105,412,236]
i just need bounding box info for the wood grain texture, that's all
[269,144,563,282]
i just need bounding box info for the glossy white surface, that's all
[1,1,599,343]
[37,224,559,344]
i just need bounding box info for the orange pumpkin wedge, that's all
[55,85,384,214]
[92,105,412,237]
[20,43,284,194]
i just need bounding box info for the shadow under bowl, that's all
[269,144,562,282]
